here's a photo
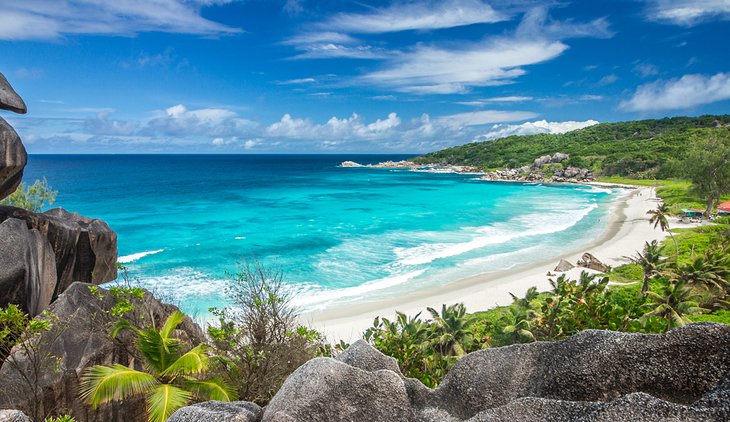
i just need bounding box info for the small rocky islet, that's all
[0,73,729,421]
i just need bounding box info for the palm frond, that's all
[146,384,192,422]
[160,344,210,378]
[79,364,159,408]
[183,377,237,401]
[160,311,186,340]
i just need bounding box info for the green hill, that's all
[412,115,730,179]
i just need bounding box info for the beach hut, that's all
[680,209,704,222]
[719,201,730,216]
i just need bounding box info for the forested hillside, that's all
[413,115,730,178]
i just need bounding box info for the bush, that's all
[0,178,57,212]
[207,261,328,405]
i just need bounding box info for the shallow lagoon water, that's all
[24,154,617,315]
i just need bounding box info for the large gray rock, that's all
[0,206,117,298]
[0,73,26,114]
[532,155,553,168]
[0,282,205,422]
[577,252,610,273]
[335,339,403,375]
[263,358,414,421]
[554,259,575,272]
[552,152,569,163]
[0,117,27,201]
[168,401,263,422]
[0,410,32,422]
[427,324,730,420]
[0,218,56,316]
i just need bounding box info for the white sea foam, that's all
[118,249,165,264]
[291,269,426,310]
[393,203,598,267]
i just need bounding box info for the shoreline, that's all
[301,185,668,343]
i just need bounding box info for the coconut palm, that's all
[427,303,474,356]
[648,204,679,258]
[641,282,706,330]
[502,307,536,343]
[628,240,664,293]
[80,311,235,422]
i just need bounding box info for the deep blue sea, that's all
[23,155,618,314]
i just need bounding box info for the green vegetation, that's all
[0,177,57,212]
[207,261,333,405]
[80,311,235,422]
[364,203,730,386]
[682,129,730,215]
[413,115,730,179]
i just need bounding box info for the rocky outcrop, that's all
[0,117,27,200]
[178,323,730,421]
[577,252,610,273]
[0,206,117,300]
[481,152,595,184]
[554,259,575,272]
[0,73,26,114]
[0,218,56,316]
[263,358,414,421]
[168,401,263,422]
[340,161,363,167]
[0,282,204,422]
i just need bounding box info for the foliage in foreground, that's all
[80,311,235,422]
[207,261,334,405]
[0,177,57,212]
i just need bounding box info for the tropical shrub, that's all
[80,311,235,422]
[0,177,57,212]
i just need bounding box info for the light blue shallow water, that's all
[23,155,618,314]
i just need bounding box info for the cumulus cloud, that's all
[320,0,506,34]
[473,119,600,141]
[0,0,240,40]
[620,72,730,111]
[266,112,402,140]
[645,0,730,26]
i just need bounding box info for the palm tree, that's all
[641,282,706,331]
[502,307,536,343]
[648,204,679,258]
[509,286,540,309]
[628,240,664,293]
[80,311,235,422]
[426,303,474,356]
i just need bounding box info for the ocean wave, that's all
[291,269,426,310]
[393,203,598,267]
[118,249,165,264]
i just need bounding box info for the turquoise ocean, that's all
[23,155,619,315]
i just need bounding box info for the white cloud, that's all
[597,74,619,85]
[474,119,600,141]
[142,104,255,137]
[645,0,730,26]
[320,0,506,34]
[516,7,613,39]
[362,38,568,94]
[634,63,659,78]
[290,43,388,60]
[456,96,533,105]
[277,78,317,85]
[266,112,402,140]
[620,72,730,111]
[0,0,240,40]
[436,110,537,128]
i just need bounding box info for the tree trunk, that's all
[705,195,714,217]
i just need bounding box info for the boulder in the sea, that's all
[335,339,403,375]
[262,358,414,421]
[0,282,205,421]
[576,252,610,273]
[0,117,27,200]
[0,206,118,298]
[168,401,263,422]
[340,161,363,167]
[0,218,57,316]
[554,259,575,272]
[0,410,33,422]
[0,72,27,114]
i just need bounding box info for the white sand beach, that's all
[303,185,681,343]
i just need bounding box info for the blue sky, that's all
[1,0,729,153]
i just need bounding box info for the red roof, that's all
[719,201,730,212]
